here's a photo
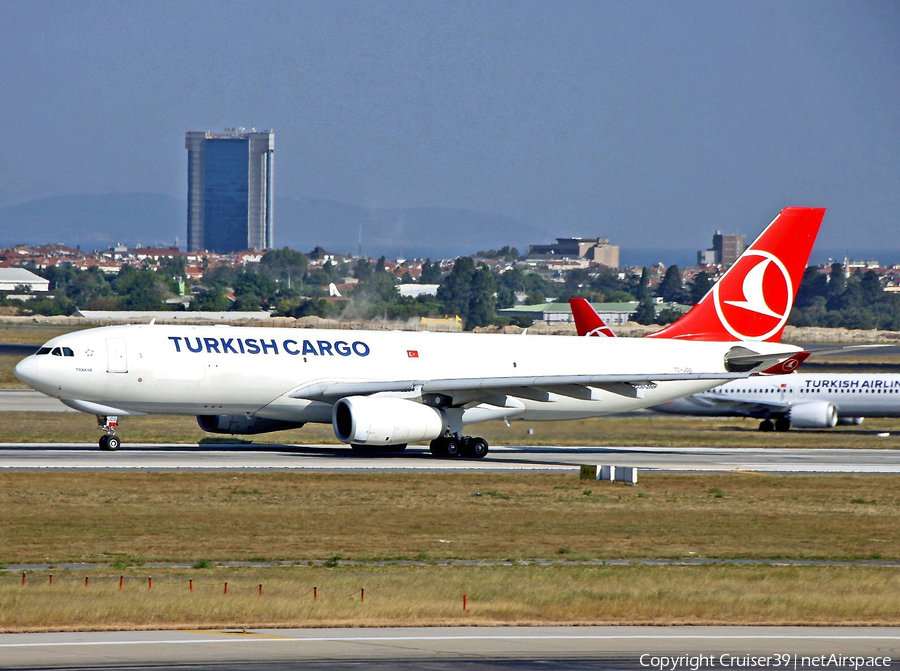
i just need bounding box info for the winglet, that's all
[760,351,811,375]
[647,207,825,342]
[569,298,617,337]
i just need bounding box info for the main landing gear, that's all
[429,435,489,459]
[97,415,121,451]
[758,418,791,432]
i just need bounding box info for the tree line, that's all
[5,252,899,332]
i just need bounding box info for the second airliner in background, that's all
[570,298,900,431]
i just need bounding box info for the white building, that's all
[0,268,50,293]
[398,284,440,298]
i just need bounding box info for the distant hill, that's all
[0,193,184,249]
[0,193,551,259]
[3,194,898,267]
[274,198,551,259]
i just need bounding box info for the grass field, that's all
[1,471,900,631]
[0,355,22,387]
[0,326,83,345]
[2,564,898,631]
[1,472,897,564]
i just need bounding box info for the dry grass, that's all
[1,564,898,631]
[0,355,24,388]
[0,326,83,345]
[1,472,898,565]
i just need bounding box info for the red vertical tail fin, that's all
[569,298,617,337]
[648,207,825,342]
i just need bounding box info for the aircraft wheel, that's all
[444,438,461,457]
[470,437,489,459]
[100,435,120,451]
[759,419,774,432]
[429,438,444,456]
[774,417,791,432]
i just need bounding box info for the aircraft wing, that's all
[289,371,755,404]
[684,392,791,415]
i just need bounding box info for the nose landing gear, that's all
[97,415,121,451]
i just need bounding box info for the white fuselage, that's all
[654,374,900,419]
[15,324,797,426]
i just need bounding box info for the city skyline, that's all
[1,1,898,256]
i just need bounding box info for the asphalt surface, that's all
[0,388,74,412]
[0,441,899,473]
[0,343,39,357]
[1,626,898,670]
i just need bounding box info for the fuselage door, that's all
[106,338,128,373]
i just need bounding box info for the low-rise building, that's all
[527,237,620,268]
[0,268,50,293]
[498,301,688,326]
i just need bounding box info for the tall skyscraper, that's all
[185,129,274,253]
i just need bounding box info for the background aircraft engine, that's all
[333,396,444,446]
[837,417,864,426]
[197,415,305,435]
[788,401,838,428]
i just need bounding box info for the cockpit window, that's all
[51,347,62,356]
[63,347,74,357]
[36,347,52,355]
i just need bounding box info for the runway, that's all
[1,442,900,473]
[1,626,898,670]
[0,388,74,412]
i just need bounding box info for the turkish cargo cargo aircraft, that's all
[652,374,900,431]
[15,207,824,457]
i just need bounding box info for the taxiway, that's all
[0,442,899,472]
[1,626,898,670]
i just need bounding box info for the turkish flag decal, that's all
[407,350,419,358]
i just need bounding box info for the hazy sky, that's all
[1,0,898,251]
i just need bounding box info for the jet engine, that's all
[837,417,864,426]
[788,401,838,428]
[197,415,305,435]
[333,396,444,446]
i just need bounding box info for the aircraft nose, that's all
[14,356,42,389]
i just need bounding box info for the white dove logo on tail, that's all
[713,251,793,341]
[723,258,784,318]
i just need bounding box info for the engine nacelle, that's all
[788,401,838,428]
[333,396,444,446]
[197,415,305,435]
[837,416,864,426]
